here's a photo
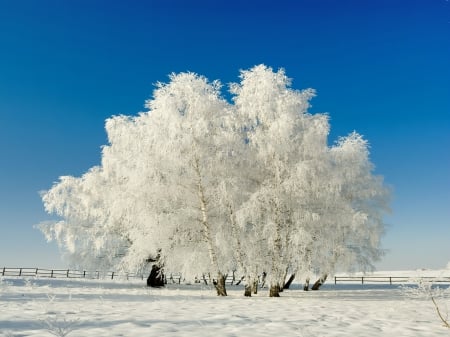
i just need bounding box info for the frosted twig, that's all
[431,296,450,328]
[41,315,80,337]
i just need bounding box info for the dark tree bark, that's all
[235,276,245,286]
[260,272,267,289]
[213,272,227,296]
[147,265,165,287]
[283,274,296,289]
[303,277,310,291]
[269,284,281,297]
[243,277,258,297]
[252,279,258,294]
[311,274,328,290]
[202,274,209,285]
[244,284,252,297]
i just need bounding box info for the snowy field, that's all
[1,272,450,337]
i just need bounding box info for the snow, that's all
[1,271,449,336]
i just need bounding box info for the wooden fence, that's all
[3,268,449,286]
[0,267,162,281]
[0,267,240,285]
[334,276,450,285]
[0,267,233,285]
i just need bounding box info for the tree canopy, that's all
[39,65,390,296]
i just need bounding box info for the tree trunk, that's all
[311,274,328,290]
[244,284,252,297]
[269,283,281,297]
[202,274,208,285]
[303,277,310,291]
[235,276,245,286]
[280,268,289,291]
[243,275,252,297]
[194,158,227,296]
[213,272,227,296]
[269,190,284,298]
[147,264,165,288]
[260,272,267,288]
[243,276,257,297]
[252,278,258,294]
[283,274,295,289]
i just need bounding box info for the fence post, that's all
[111,272,114,280]
[19,268,22,276]
[51,270,54,278]
[83,271,86,278]
[389,277,392,285]
[2,267,5,276]
[334,276,337,284]
[361,277,364,285]
[36,268,38,276]
[67,269,70,278]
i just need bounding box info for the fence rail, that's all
[334,276,450,285]
[3,268,450,286]
[0,267,222,285]
[0,267,241,285]
[0,267,152,281]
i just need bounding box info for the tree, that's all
[229,65,389,296]
[40,72,239,295]
[229,65,331,296]
[39,167,133,272]
[142,72,239,295]
[39,65,390,297]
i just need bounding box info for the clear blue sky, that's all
[0,0,449,271]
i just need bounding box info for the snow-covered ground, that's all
[1,271,450,337]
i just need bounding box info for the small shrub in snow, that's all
[38,293,81,337]
[24,277,38,289]
[40,315,80,337]
[402,280,450,328]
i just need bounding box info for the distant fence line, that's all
[2,267,450,286]
[0,267,240,285]
[0,267,232,285]
[333,275,450,285]
[0,267,164,282]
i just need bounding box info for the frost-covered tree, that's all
[323,133,389,272]
[39,167,132,272]
[229,65,389,296]
[230,65,331,296]
[39,64,390,297]
[139,72,241,295]
[40,72,239,295]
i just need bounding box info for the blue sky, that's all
[0,0,449,271]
